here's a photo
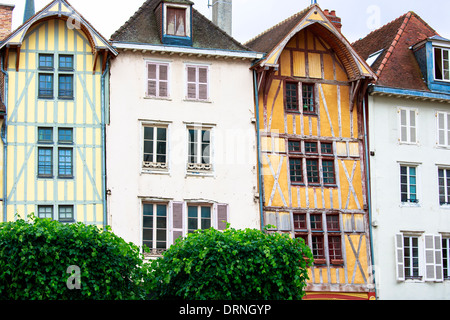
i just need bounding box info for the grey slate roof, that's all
[110,0,251,52]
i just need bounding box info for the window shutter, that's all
[395,234,405,281]
[437,112,445,145]
[409,110,417,143]
[434,234,444,282]
[198,67,208,100]
[217,204,228,231]
[424,234,436,281]
[147,64,157,97]
[187,66,197,99]
[172,202,184,243]
[400,109,407,142]
[159,65,168,97]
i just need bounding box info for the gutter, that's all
[101,57,110,228]
[253,69,264,231]
[1,56,7,222]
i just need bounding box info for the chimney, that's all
[0,3,14,40]
[324,9,342,32]
[212,0,232,36]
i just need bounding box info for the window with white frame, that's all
[142,203,168,252]
[438,168,450,205]
[434,47,450,81]
[186,65,209,101]
[146,62,169,98]
[400,165,418,204]
[443,237,450,280]
[187,204,212,234]
[399,107,418,144]
[395,233,444,282]
[437,111,450,147]
[143,125,168,170]
[187,127,212,172]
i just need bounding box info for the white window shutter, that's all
[400,109,407,142]
[434,234,444,282]
[187,66,197,99]
[159,64,169,97]
[395,234,405,281]
[437,112,445,145]
[172,202,184,244]
[409,110,417,143]
[424,234,436,281]
[198,67,208,100]
[147,63,157,97]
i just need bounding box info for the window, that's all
[186,65,209,101]
[38,127,53,143]
[58,149,73,177]
[443,238,450,280]
[142,203,168,252]
[437,111,450,147]
[58,128,73,144]
[188,128,211,171]
[400,165,418,203]
[166,7,186,37]
[58,75,73,99]
[434,47,450,81]
[38,148,53,177]
[285,82,299,112]
[146,62,169,98]
[38,205,53,219]
[187,205,211,234]
[38,74,54,98]
[403,236,420,279]
[438,168,450,205]
[143,126,168,169]
[38,54,74,100]
[294,212,342,265]
[399,108,417,144]
[302,84,316,114]
[59,205,74,222]
[59,55,74,71]
[39,54,54,70]
[288,140,335,187]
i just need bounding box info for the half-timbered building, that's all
[246,4,377,299]
[0,0,117,226]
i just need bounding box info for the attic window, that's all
[167,7,186,37]
[434,47,450,81]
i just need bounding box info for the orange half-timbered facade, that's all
[247,5,377,299]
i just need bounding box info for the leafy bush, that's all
[150,226,313,300]
[0,215,151,300]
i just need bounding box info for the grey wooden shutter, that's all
[172,202,184,243]
[187,66,197,99]
[400,109,407,142]
[217,204,228,231]
[198,67,208,100]
[437,112,447,146]
[395,234,405,281]
[159,64,168,97]
[424,234,436,281]
[428,234,444,282]
[147,63,157,97]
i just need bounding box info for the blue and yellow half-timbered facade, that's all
[0,0,117,226]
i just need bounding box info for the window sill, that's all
[141,169,170,176]
[183,98,212,104]
[58,96,74,101]
[144,96,172,101]
[38,96,54,100]
[58,176,74,179]
[400,202,420,208]
[186,171,215,178]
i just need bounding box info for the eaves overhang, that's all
[369,85,450,103]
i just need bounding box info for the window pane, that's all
[38,148,52,176]
[39,74,53,97]
[305,142,317,154]
[59,75,73,98]
[38,206,53,219]
[39,54,53,69]
[167,7,186,36]
[321,143,333,155]
[293,214,306,230]
[59,55,73,70]
[58,149,73,177]
[302,84,315,113]
[310,214,322,230]
[322,160,335,184]
[306,159,319,183]
[289,158,302,183]
[435,48,443,80]
[59,205,74,221]
[58,128,73,143]
[285,82,298,111]
[288,140,301,153]
[38,128,53,142]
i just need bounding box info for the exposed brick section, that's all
[324,9,342,33]
[0,4,14,41]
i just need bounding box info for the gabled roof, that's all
[352,12,438,91]
[245,4,376,81]
[110,0,250,52]
[0,0,117,56]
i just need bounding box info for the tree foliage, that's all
[0,215,151,300]
[150,225,313,300]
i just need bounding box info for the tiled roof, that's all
[352,12,438,91]
[110,0,250,52]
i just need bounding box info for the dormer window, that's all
[167,7,186,37]
[434,47,449,81]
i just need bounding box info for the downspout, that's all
[1,55,8,222]
[253,69,264,230]
[101,56,110,228]
[363,90,377,299]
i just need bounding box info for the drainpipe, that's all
[101,56,110,228]
[253,69,264,230]
[363,92,377,299]
[1,56,7,222]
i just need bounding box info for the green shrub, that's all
[0,215,151,300]
[149,226,313,300]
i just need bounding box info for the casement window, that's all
[146,62,169,98]
[434,47,450,81]
[294,212,343,265]
[37,127,74,179]
[38,54,74,100]
[187,205,212,234]
[399,107,418,144]
[38,205,74,222]
[166,7,186,37]
[143,126,168,170]
[142,203,168,252]
[187,127,212,172]
[436,111,450,147]
[400,165,418,204]
[186,65,209,101]
[284,82,316,114]
[288,140,336,186]
[438,168,450,205]
[395,233,443,282]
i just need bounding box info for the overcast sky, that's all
[7,0,450,44]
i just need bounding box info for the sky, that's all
[6,0,450,44]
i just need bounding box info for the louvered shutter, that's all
[187,66,197,99]
[437,112,449,146]
[159,64,168,98]
[409,110,417,143]
[198,67,208,100]
[424,234,436,281]
[217,204,228,231]
[147,64,157,97]
[395,234,405,281]
[400,109,407,142]
[172,202,184,244]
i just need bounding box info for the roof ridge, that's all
[244,4,313,46]
[375,11,412,77]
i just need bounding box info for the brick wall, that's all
[0,4,14,41]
